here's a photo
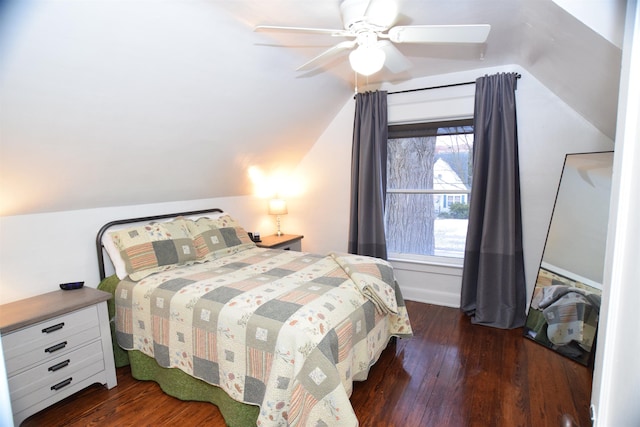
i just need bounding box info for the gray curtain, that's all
[460,72,526,329]
[348,91,388,259]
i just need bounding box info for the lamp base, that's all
[276,215,283,236]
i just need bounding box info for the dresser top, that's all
[0,287,111,334]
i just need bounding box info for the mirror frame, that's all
[523,151,613,366]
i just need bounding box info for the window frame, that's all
[385,118,474,266]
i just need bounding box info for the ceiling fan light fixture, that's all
[349,45,386,76]
[257,2,492,76]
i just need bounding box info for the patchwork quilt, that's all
[114,247,412,426]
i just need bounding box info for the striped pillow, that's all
[109,218,197,280]
[186,215,255,261]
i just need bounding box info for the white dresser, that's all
[0,288,117,426]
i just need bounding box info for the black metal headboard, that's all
[96,208,224,281]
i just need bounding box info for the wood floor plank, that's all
[20,301,592,427]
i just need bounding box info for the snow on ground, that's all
[434,219,468,258]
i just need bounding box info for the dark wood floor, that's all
[21,301,592,427]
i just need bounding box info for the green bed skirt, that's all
[98,275,260,427]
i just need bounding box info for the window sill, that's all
[388,253,463,269]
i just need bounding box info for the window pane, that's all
[435,133,473,190]
[386,122,473,259]
[385,193,469,257]
[386,193,436,254]
[434,218,468,258]
[387,137,436,190]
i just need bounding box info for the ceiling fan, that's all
[255,0,491,76]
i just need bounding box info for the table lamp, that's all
[268,198,288,236]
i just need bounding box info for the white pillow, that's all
[101,211,225,280]
[102,231,129,279]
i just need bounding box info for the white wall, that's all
[288,99,355,255]
[0,195,279,304]
[553,0,626,48]
[542,153,613,286]
[294,65,614,306]
[0,1,349,217]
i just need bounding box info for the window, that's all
[385,119,474,260]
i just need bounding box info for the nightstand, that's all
[256,234,304,251]
[0,287,117,426]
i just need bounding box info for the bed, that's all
[96,208,412,426]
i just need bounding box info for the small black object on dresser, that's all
[59,281,84,290]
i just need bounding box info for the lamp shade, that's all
[268,198,288,215]
[349,45,386,76]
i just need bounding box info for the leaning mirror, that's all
[524,151,613,366]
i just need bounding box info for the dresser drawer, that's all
[277,239,302,251]
[8,339,104,410]
[10,356,105,414]
[3,305,100,375]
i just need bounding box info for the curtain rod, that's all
[387,73,522,96]
[353,73,522,98]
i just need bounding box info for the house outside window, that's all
[385,119,473,260]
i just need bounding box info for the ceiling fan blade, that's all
[378,41,411,73]
[363,0,399,28]
[296,40,357,71]
[254,25,351,37]
[388,24,491,44]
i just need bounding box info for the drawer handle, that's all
[51,377,73,391]
[42,323,65,334]
[45,341,67,353]
[48,359,71,372]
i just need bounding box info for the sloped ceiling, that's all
[0,0,623,216]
